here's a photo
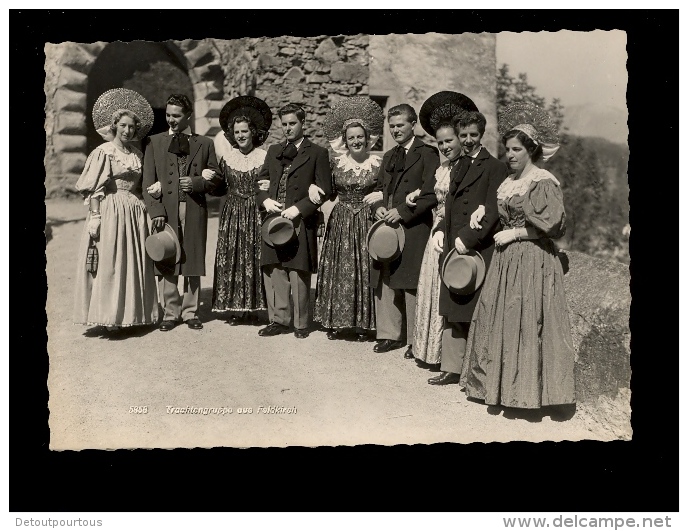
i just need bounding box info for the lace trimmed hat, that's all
[323,96,385,155]
[419,91,480,137]
[498,102,561,162]
[92,88,154,141]
[219,95,273,147]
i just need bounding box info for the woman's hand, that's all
[309,184,325,204]
[87,215,101,239]
[201,169,217,181]
[146,182,162,199]
[151,216,166,231]
[470,205,486,229]
[263,198,283,214]
[454,236,468,254]
[432,231,444,253]
[363,190,383,205]
[375,206,388,220]
[281,205,300,221]
[257,179,270,192]
[405,188,421,207]
[383,208,402,224]
[494,229,517,248]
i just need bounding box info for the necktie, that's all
[277,142,298,166]
[455,155,471,181]
[386,144,406,174]
[168,133,190,156]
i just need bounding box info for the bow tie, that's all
[277,142,298,166]
[168,133,190,156]
[386,144,406,174]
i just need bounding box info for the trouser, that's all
[440,320,469,374]
[158,201,199,322]
[374,269,417,345]
[263,264,311,330]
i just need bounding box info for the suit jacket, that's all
[438,146,508,322]
[142,132,220,277]
[370,137,440,290]
[256,138,332,273]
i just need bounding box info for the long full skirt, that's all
[314,203,375,330]
[73,191,159,327]
[460,238,575,408]
[412,215,444,364]
[212,195,266,312]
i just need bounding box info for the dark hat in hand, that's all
[145,223,181,264]
[441,248,486,295]
[366,219,405,262]
[262,213,301,247]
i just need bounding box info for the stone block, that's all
[283,66,305,82]
[255,40,279,56]
[192,62,224,83]
[58,42,102,74]
[329,62,368,84]
[193,81,224,101]
[314,38,339,64]
[53,88,87,113]
[53,134,87,154]
[57,67,88,91]
[184,42,215,68]
[60,152,88,174]
[288,90,304,102]
[194,100,224,119]
[258,53,281,70]
[315,62,331,74]
[304,61,317,73]
[280,47,296,56]
[307,74,329,84]
[55,112,87,135]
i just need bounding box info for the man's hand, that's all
[383,208,402,224]
[179,176,193,192]
[146,182,162,199]
[432,231,444,253]
[263,198,283,214]
[470,205,486,230]
[151,216,166,231]
[363,190,383,205]
[257,179,270,192]
[405,189,421,207]
[454,236,468,254]
[309,184,325,205]
[281,205,300,221]
[375,206,388,220]
[201,169,217,181]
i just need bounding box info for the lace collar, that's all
[218,144,266,173]
[496,167,560,200]
[100,142,142,171]
[335,153,381,176]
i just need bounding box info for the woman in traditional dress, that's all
[73,88,158,332]
[210,96,272,324]
[308,96,385,341]
[461,102,576,409]
[406,92,480,367]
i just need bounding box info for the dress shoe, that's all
[403,346,415,359]
[355,332,370,342]
[258,322,290,337]
[373,339,405,353]
[186,318,203,330]
[159,320,177,332]
[327,330,340,340]
[294,328,310,339]
[428,371,461,385]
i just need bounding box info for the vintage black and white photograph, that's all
[42,18,632,450]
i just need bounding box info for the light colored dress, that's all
[412,160,452,364]
[211,136,267,312]
[314,153,380,331]
[73,142,159,327]
[461,168,575,408]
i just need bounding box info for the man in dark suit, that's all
[142,93,221,332]
[371,104,440,356]
[256,103,332,339]
[429,111,508,385]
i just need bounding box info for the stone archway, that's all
[44,39,225,197]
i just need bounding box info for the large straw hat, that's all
[92,88,154,141]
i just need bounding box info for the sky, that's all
[496,30,628,112]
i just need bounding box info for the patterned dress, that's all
[313,154,381,331]
[73,142,159,327]
[211,137,267,312]
[461,168,576,408]
[412,160,452,364]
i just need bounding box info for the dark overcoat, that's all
[256,138,332,273]
[370,138,440,290]
[142,132,220,277]
[438,146,508,322]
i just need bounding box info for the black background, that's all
[12,9,677,512]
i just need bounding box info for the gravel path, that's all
[46,198,613,449]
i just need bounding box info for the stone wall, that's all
[212,34,369,150]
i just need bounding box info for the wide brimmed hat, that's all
[419,91,480,137]
[92,88,154,141]
[262,213,301,247]
[219,95,273,146]
[498,102,560,162]
[145,223,181,265]
[366,219,405,263]
[441,248,486,295]
[323,96,385,155]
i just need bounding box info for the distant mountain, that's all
[563,103,628,145]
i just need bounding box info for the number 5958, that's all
[129,406,148,414]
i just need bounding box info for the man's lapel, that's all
[186,134,203,165]
[288,138,311,176]
[455,147,489,194]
